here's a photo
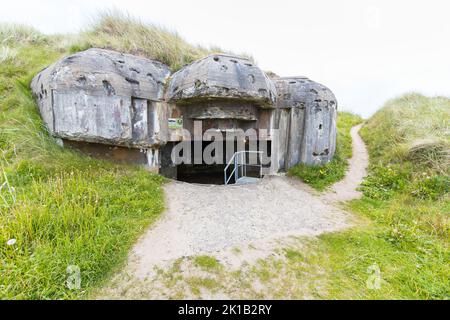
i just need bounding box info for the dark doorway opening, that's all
[177,164,227,185]
[160,140,271,185]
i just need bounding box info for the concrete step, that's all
[235,176,261,185]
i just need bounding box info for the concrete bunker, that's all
[163,54,276,184]
[274,77,337,168]
[31,49,337,185]
[31,48,171,168]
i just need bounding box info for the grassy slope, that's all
[289,94,449,299]
[288,112,363,190]
[0,22,183,299]
[71,11,252,71]
[72,11,212,71]
[0,14,248,299]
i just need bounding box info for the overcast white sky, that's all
[1,0,449,117]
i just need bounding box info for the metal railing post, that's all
[234,155,238,182]
[243,152,246,177]
[224,151,264,185]
[259,152,262,178]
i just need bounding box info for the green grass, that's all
[288,111,363,190]
[0,25,165,299]
[193,255,222,271]
[185,276,221,297]
[360,93,449,174]
[292,94,449,299]
[77,10,212,71]
[70,10,252,71]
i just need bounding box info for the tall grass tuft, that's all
[0,23,47,45]
[77,10,222,70]
[361,93,449,174]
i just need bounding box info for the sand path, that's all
[97,124,368,298]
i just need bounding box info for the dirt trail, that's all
[98,125,369,298]
[322,123,369,203]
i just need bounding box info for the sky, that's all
[1,0,449,117]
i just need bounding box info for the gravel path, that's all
[98,125,369,297]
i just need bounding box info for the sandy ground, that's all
[127,176,349,279]
[97,124,368,299]
[322,124,369,202]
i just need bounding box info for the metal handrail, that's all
[224,151,263,185]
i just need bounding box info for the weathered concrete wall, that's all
[31,48,171,148]
[164,55,278,173]
[274,77,337,167]
[63,139,148,165]
[167,54,276,106]
[270,108,290,172]
[173,100,270,135]
[31,49,338,176]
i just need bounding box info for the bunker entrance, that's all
[161,141,271,185]
[177,164,227,185]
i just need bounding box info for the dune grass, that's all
[298,94,449,299]
[0,23,46,45]
[361,93,449,174]
[288,112,363,190]
[76,10,212,70]
[0,24,165,299]
[69,10,251,71]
